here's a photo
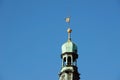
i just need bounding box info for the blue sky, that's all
[0,0,120,80]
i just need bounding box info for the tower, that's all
[59,18,80,80]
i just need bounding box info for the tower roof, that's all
[61,28,77,54]
[62,40,77,53]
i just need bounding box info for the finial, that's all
[67,28,72,41]
[65,17,72,41]
[67,28,72,33]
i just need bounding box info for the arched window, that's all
[63,57,66,66]
[73,59,77,66]
[67,56,71,65]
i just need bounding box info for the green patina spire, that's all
[61,28,77,54]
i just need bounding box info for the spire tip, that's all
[67,28,72,33]
[67,28,72,41]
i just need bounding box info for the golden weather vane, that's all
[65,16,71,27]
[65,17,72,41]
[65,0,72,41]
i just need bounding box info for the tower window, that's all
[68,56,71,65]
[63,57,66,66]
